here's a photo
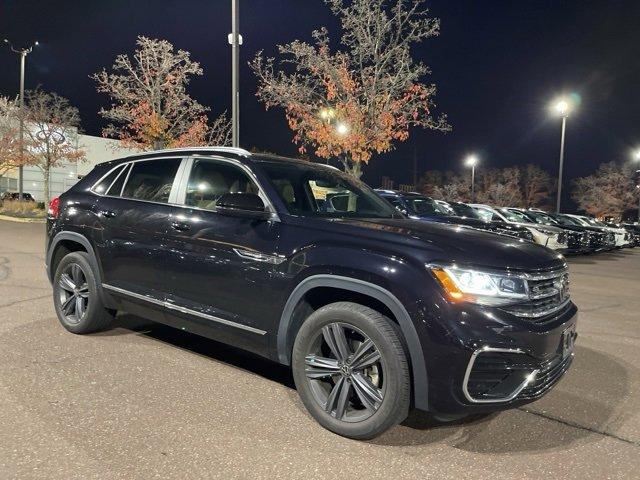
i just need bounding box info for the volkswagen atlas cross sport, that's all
[45,147,577,440]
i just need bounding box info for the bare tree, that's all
[92,36,231,150]
[519,164,555,208]
[419,169,470,201]
[22,88,85,203]
[475,167,523,207]
[572,161,637,217]
[251,0,449,178]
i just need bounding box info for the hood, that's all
[413,214,489,229]
[328,217,565,272]
[509,221,565,234]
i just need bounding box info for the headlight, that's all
[431,266,528,306]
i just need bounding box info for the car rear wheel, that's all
[292,302,410,439]
[53,251,114,334]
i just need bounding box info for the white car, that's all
[470,204,569,251]
[566,215,631,248]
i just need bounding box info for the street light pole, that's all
[471,163,476,202]
[230,0,240,147]
[4,39,37,201]
[464,154,478,202]
[556,114,567,213]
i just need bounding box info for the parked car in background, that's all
[621,223,640,246]
[566,215,631,248]
[45,147,577,439]
[0,192,36,205]
[469,204,568,251]
[547,213,613,252]
[504,208,590,254]
[375,191,533,241]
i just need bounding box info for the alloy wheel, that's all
[57,263,90,324]
[304,322,386,422]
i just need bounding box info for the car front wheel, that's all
[292,302,410,439]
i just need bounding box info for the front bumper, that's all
[423,301,578,415]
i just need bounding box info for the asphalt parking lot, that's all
[1,220,639,479]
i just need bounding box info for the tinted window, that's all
[122,158,181,203]
[261,161,398,219]
[93,165,125,195]
[106,163,130,197]
[450,203,482,219]
[185,159,258,210]
[406,197,449,216]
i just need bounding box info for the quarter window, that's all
[122,158,181,203]
[105,163,130,197]
[92,165,125,195]
[185,159,259,210]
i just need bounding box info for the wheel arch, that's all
[47,232,101,285]
[276,274,429,411]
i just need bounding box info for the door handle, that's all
[101,210,117,218]
[171,221,191,232]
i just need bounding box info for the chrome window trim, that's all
[462,346,539,404]
[102,284,267,335]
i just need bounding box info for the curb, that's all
[0,214,46,224]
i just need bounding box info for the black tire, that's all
[292,302,410,440]
[52,251,114,334]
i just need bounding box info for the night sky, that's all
[2,0,639,209]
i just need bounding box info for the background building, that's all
[0,133,137,203]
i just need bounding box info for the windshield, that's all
[581,216,607,227]
[525,211,558,225]
[406,197,451,216]
[500,209,531,223]
[553,214,582,227]
[449,202,483,219]
[259,161,399,219]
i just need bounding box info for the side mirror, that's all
[216,193,272,220]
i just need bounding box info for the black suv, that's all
[45,148,577,439]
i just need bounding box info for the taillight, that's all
[48,197,60,218]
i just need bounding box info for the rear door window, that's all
[122,158,181,203]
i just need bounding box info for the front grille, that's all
[557,232,567,244]
[500,268,570,322]
[565,231,584,249]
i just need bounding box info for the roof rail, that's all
[122,146,252,159]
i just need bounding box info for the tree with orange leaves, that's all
[251,0,449,177]
[0,96,25,177]
[92,36,230,151]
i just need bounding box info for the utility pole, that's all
[4,39,38,201]
[230,0,241,147]
[412,147,418,189]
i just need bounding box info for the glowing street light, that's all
[336,122,349,136]
[550,95,575,213]
[319,107,336,122]
[464,154,479,202]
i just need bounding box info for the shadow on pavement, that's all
[96,316,631,453]
[97,313,295,388]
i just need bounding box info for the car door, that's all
[161,156,282,352]
[93,156,186,300]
